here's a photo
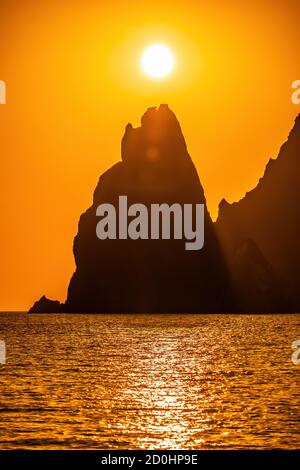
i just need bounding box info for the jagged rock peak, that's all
[289,113,300,139]
[121,104,187,165]
[218,198,230,210]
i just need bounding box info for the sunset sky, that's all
[0,0,299,310]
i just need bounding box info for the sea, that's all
[0,313,299,449]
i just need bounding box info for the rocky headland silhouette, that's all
[216,114,300,312]
[29,106,300,313]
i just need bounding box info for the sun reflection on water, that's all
[0,313,299,449]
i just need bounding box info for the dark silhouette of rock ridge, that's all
[216,114,300,312]
[29,295,63,313]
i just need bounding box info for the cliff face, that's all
[64,104,230,312]
[216,115,300,312]
[29,107,300,313]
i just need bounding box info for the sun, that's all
[141,44,174,79]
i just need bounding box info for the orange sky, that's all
[0,0,299,310]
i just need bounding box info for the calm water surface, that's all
[0,313,299,449]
